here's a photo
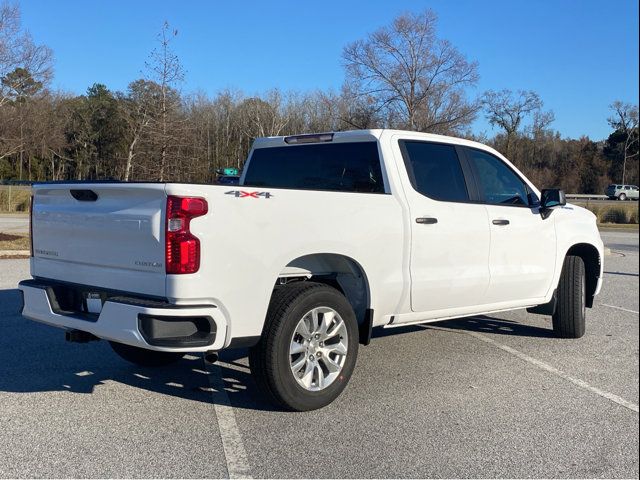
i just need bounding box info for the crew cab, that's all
[19,130,604,411]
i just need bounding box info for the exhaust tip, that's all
[204,351,219,364]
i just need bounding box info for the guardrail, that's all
[565,194,609,200]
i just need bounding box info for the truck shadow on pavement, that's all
[373,315,556,339]
[431,315,557,338]
[0,288,275,411]
[1,288,555,412]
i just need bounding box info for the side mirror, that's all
[540,189,566,219]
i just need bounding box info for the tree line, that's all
[0,4,638,191]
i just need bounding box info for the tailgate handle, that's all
[70,189,98,202]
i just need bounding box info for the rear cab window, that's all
[242,141,385,193]
[399,141,469,202]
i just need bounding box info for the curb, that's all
[0,250,29,259]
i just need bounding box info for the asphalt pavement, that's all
[0,215,29,234]
[0,232,638,478]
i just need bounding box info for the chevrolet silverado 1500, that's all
[19,130,604,411]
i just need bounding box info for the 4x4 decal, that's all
[225,190,273,199]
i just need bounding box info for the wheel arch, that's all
[278,253,371,327]
[565,243,601,308]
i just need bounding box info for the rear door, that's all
[462,147,556,304]
[31,183,168,297]
[398,139,491,313]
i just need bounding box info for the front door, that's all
[463,147,557,304]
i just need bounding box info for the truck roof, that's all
[253,129,497,155]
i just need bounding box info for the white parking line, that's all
[464,328,639,413]
[428,324,639,414]
[205,361,253,479]
[601,304,639,315]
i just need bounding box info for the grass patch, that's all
[0,232,30,251]
[0,187,31,213]
[579,202,639,224]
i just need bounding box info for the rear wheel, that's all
[552,255,586,338]
[249,282,359,411]
[109,341,185,367]
[618,193,627,201]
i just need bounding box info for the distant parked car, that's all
[606,184,639,201]
[216,175,240,185]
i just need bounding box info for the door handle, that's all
[492,219,510,226]
[416,217,438,224]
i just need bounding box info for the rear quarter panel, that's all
[164,183,407,343]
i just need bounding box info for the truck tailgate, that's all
[31,183,167,297]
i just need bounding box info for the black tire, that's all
[552,256,586,338]
[618,193,627,201]
[249,282,359,411]
[109,341,185,367]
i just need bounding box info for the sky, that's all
[18,0,640,141]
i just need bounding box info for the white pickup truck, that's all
[19,130,604,411]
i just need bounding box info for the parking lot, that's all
[0,231,637,478]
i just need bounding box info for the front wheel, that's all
[249,282,359,411]
[552,256,586,338]
[618,193,627,201]
[109,341,185,367]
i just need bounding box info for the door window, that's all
[400,141,469,202]
[466,148,531,206]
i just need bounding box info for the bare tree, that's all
[607,101,639,184]
[145,21,184,181]
[0,2,53,107]
[119,79,156,180]
[337,83,381,130]
[0,2,53,172]
[482,89,543,156]
[342,10,479,133]
[236,89,290,139]
[531,109,555,137]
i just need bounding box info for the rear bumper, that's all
[18,280,227,352]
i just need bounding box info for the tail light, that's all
[165,196,208,274]
[29,194,34,257]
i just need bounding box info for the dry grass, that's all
[577,202,639,224]
[0,187,31,213]
[0,232,30,251]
